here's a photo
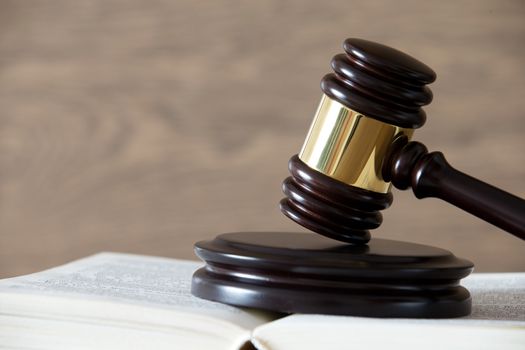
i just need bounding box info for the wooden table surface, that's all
[0,0,524,277]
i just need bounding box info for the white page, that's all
[462,273,525,321]
[0,252,274,330]
[253,273,525,350]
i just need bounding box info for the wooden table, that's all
[0,0,523,277]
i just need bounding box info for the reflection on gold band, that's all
[299,95,413,193]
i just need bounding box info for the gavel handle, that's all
[386,140,525,240]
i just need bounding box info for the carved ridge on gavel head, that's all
[281,38,525,244]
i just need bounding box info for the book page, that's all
[0,252,274,330]
[253,273,525,350]
[462,273,525,321]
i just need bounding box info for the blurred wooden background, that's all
[0,0,524,277]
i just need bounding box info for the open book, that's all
[0,253,523,350]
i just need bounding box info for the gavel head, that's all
[280,38,436,244]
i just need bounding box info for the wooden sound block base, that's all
[191,232,474,318]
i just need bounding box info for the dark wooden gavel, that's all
[192,38,521,318]
[281,38,525,244]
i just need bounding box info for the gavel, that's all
[191,38,524,318]
[281,38,525,244]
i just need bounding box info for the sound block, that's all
[191,232,474,318]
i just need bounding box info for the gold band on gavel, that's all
[299,94,414,193]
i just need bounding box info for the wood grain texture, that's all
[0,0,524,277]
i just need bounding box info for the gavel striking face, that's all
[281,38,525,244]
